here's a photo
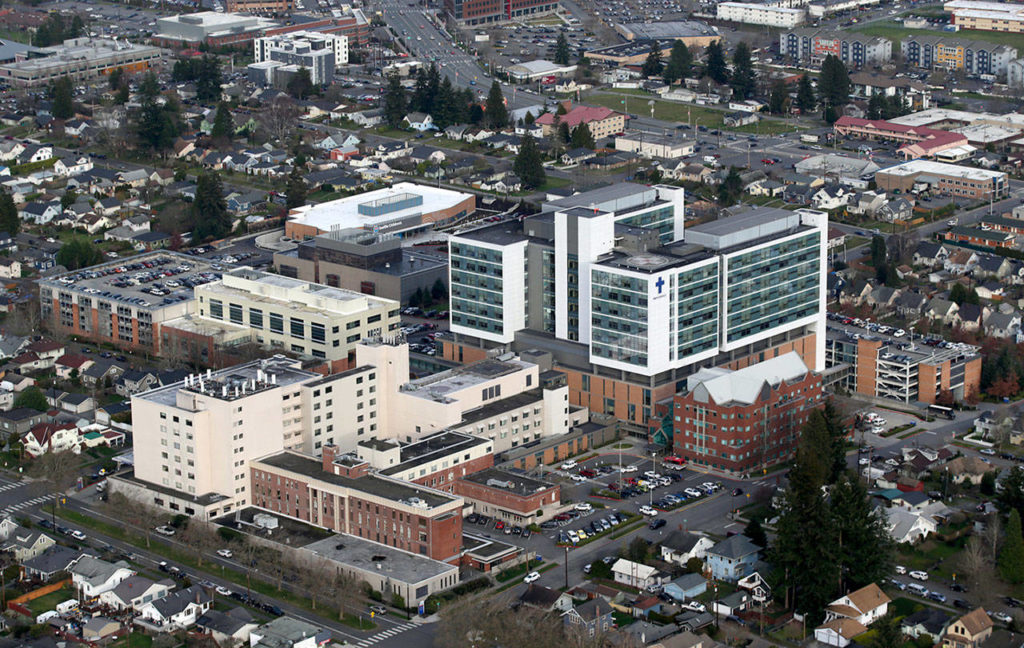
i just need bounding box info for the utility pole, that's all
[564,545,569,589]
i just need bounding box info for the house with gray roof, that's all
[250,616,330,648]
[706,534,759,582]
[21,545,82,581]
[71,556,134,597]
[659,531,715,566]
[99,575,173,612]
[2,527,54,561]
[196,608,258,644]
[140,585,211,630]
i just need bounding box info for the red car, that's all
[495,520,505,530]
[607,483,620,491]
[579,469,596,478]
[664,456,685,465]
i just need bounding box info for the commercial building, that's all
[443,0,558,25]
[302,534,459,602]
[833,116,973,160]
[825,325,981,404]
[249,31,348,86]
[779,29,892,68]
[943,226,1015,249]
[38,252,223,355]
[901,35,1017,78]
[944,0,1024,34]
[226,0,292,13]
[274,229,449,303]
[849,73,933,111]
[874,160,1008,200]
[806,0,881,18]
[716,3,806,28]
[613,21,721,47]
[535,104,627,140]
[357,431,494,491]
[154,12,279,47]
[285,183,476,240]
[452,467,562,524]
[164,268,399,371]
[672,352,822,476]
[614,134,696,159]
[505,59,577,82]
[250,445,464,562]
[444,186,828,431]
[585,40,677,67]
[0,38,164,87]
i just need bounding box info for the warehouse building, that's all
[0,38,164,87]
[874,160,1008,200]
[613,21,721,47]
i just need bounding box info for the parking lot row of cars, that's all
[556,511,629,545]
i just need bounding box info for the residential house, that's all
[985,310,1021,339]
[2,527,55,561]
[974,255,1012,280]
[944,250,979,275]
[350,108,384,128]
[944,456,992,485]
[815,618,869,648]
[54,354,94,380]
[53,156,93,177]
[958,303,986,333]
[902,609,952,640]
[444,124,470,140]
[0,258,21,279]
[824,584,890,627]
[0,370,33,390]
[711,591,749,616]
[659,531,714,566]
[21,422,81,457]
[99,575,172,612]
[611,558,663,590]
[895,291,928,318]
[563,599,614,638]
[374,141,413,161]
[20,203,62,225]
[83,617,122,642]
[812,185,852,210]
[866,286,900,310]
[885,507,938,544]
[975,280,1005,301]
[706,535,759,583]
[926,298,960,326]
[879,197,914,222]
[941,609,993,648]
[0,408,48,438]
[403,112,435,132]
[115,369,157,397]
[140,585,212,630]
[518,584,574,613]
[913,242,951,268]
[662,573,707,603]
[71,556,135,598]
[60,393,94,415]
[249,616,329,648]
[561,148,596,166]
[22,545,82,581]
[724,112,759,127]
[196,608,258,645]
[848,190,888,218]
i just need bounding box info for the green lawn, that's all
[109,633,153,648]
[588,93,799,134]
[850,24,1024,52]
[26,586,76,616]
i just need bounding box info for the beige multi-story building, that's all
[163,268,400,371]
[944,1,1024,34]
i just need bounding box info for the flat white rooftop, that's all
[888,108,992,128]
[287,182,473,233]
[877,159,1006,181]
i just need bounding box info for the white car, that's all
[216,549,233,558]
[858,457,870,466]
[561,461,578,470]
[523,571,540,584]
[644,471,660,480]
[621,465,638,473]
[909,570,929,581]
[70,530,87,541]
[639,505,658,516]
[567,530,580,543]
[980,448,996,456]
[575,502,593,512]
[682,601,706,613]
[992,611,1013,624]
[215,586,232,596]
[154,525,176,536]
[895,565,907,575]
[685,488,703,498]
[571,474,587,482]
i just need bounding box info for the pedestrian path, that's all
[354,622,419,646]
[0,480,24,493]
[1,493,55,516]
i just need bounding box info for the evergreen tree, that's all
[108,67,124,92]
[412,67,431,113]
[61,189,78,211]
[717,167,743,205]
[663,41,692,85]
[524,111,535,125]
[383,73,407,128]
[55,238,103,270]
[433,76,456,129]
[872,614,905,648]
[823,104,839,125]
[0,192,18,236]
[513,134,545,190]
[485,81,508,129]
[195,55,223,104]
[818,55,851,107]
[770,411,839,625]
[744,517,768,548]
[285,166,307,209]
[426,64,440,114]
[867,93,885,120]
[870,235,887,269]
[190,172,231,241]
[704,40,729,85]
[570,124,595,150]
[210,102,233,141]
[115,82,130,105]
[823,399,848,484]
[558,121,571,145]
[135,72,179,152]
[554,31,571,66]
[287,67,314,100]
[50,76,74,120]
[796,74,816,114]
[730,42,756,101]
[431,278,447,301]
[1000,467,1024,519]
[830,475,894,591]
[641,46,664,78]
[1001,509,1024,584]
[769,79,789,115]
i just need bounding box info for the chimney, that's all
[322,444,338,472]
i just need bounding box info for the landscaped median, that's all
[46,506,378,631]
[493,560,559,594]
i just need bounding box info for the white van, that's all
[907,583,929,597]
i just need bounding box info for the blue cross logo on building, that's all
[656,277,665,294]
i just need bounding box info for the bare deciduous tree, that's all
[259,95,299,146]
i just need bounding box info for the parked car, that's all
[649,519,667,530]
[523,571,540,584]
[155,525,176,536]
[909,570,929,581]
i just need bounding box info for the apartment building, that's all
[443,0,557,25]
[38,252,222,356]
[716,3,806,28]
[901,35,1017,78]
[110,356,320,519]
[249,31,348,86]
[874,160,1008,200]
[250,445,464,562]
[825,326,981,404]
[779,29,892,68]
[163,268,399,371]
[444,187,828,431]
[535,105,628,140]
[0,38,164,87]
[672,352,822,475]
[944,1,1024,34]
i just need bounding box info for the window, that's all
[347,320,360,330]
[229,303,243,325]
[269,312,284,334]
[290,318,305,339]
[311,322,326,343]
[209,299,223,320]
[347,334,360,343]
[249,308,264,329]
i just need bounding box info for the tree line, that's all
[383,64,510,131]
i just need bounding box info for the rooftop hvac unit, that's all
[486,479,514,489]
[406,497,429,509]
[253,513,279,529]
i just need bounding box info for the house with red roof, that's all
[535,104,628,141]
[55,353,95,380]
[21,421,81,458]
[833,116,970,160]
